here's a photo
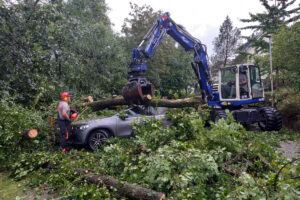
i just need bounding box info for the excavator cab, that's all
[219,65,264,101]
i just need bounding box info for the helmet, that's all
[71,112,78,120]
[61,92,71,100]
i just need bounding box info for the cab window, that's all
[249,66,263,98]
[221,67,236,99]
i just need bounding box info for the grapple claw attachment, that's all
[122,81,154,105]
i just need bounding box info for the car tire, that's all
[87,129,110,151]
[258,107,282,131]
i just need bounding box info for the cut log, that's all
[24,129,38,139]
[74,168,165,200]
[82,96,203,111]
[80,96,94,103]
[132,145,146,154]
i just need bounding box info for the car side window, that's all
[156,107,167,115]
[129,106,147,116]
[128,106,165,116]
[126,109,138,117]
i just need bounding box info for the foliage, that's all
[0,172,26,200]
[10,151,113,199]
[251,22,300,92]
[240,0,300,52]
[273,88,300,130]
[211,16,241,71]
[0,99,51,169]
[1,107,300,199]
[0,0,300,199]
[64,0,128,98]
[0,0,127,108]
[273,22,300,91]
[0,0,65,106]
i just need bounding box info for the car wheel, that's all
[87,129,109,151]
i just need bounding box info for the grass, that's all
[0,172,26,200]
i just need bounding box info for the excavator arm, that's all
[123,12,213,104]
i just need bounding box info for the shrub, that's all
[0,99,51,169]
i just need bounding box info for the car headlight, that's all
[79,125,89,130]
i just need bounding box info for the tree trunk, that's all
[23,129,38,139]
[74,168,166,200]
[81,96,203,111]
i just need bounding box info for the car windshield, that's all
[126,106,166,117]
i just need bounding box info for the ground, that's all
[278,140,300,159]
[0,172,24,200]
[0,173,57,200]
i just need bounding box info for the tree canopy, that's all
[240,0,300,52]
[0,0,127,107]
[273,22,300,90]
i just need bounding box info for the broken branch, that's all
[74,168,166,200]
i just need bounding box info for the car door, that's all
[116,106,165,137]
[116,109,140,137]
[147,106,166,120]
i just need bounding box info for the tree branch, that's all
[73,168,166,200]
[273,158,300,191]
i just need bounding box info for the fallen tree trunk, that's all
[144,96,203,108]
[81,96,127,110]
[74,168,166,200]
[81,96,203,111]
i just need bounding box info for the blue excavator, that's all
[122,12,282,131]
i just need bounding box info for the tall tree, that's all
[0,0,127,107]
[0,0,70,106]
[65,0,128,97]
[240,0,300,91]
[212,16,241,72]
[240,0,300,52]
[273,22,300,90]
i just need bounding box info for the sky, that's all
[106,0,268,56]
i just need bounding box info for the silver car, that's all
[70,106,166,150]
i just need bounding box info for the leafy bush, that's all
[0,99,51,169]
[274,88,300,130]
